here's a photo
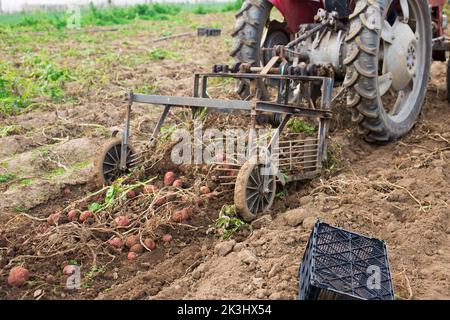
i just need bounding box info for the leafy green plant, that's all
[0,125,23,137]
[287,118,316,136]
[276,190,287,200]
[214,205,249,240]
[84,265,106,288]
[0,172,16,183]
[149,48,177,61]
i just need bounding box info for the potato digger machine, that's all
[95,0,449,222]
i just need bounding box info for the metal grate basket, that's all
[298,221,395,300]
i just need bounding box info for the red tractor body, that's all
[270,0,446,38]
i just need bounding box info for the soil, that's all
[0,14,449,300]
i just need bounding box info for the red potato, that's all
[47,212,61,225]
[79,211,93,222]
[125,235,140,249]
[143,184,156,194]
[130,244,144,254]
[127,252,139,260]
[171,210,186,223]
[143,238,156,250]
[108,237,123,249]
[172,179,183,188]
[162,234,172,242]
[126,190,137,199]
[67,210,78,222]
[199,186,211,195]
[38,223,50,233]
[7,267,30,287]
[114,216,131,227]
[63,265,77,276]
[164,171,176,186]
[154,196,166,206]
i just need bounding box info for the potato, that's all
[114,216,130,227]
[143,184,156,194]
[125,235,140,249]
[171,210,185,223]
[143,238,156,250]
[108,237,123,249]
[154,196,166,206]
[79,210,93,222]
[164,171,176,186]
[67,210,79,222]
[130,244,144,254]
[127,252,139,260]
[199,186,211,195]
[47,212,61,225]
[162,234,172,242]
[39,223,50,233]
[172,179,183,188]
[7,266,30,287]
[63,265,77,276]
[126,190,137,199]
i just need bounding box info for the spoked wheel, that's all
[234,157,276,222]
[95,138,136,185]
[344,0,431,143]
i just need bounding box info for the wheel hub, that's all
[384,19,417,91]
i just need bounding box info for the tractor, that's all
[231,0,447,143]
[96,0,450,221]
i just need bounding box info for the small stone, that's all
[242,285,252,295]
[113,272,119,280]
[268,262,283,278]
[33,289,43,299]
[233,242,245,252]
[256,290,266,299]
[61,293,66,298]
[302,216,317,230]
[269,292,287,300]
[192,269,202,280]
[282,208,310,227]
[214,240,236,257]
[423,230,434,239]
[238,249,258,265]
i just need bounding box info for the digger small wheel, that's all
[95,138,136,185]
[234,158,276,222]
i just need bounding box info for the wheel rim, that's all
[262,29,290,65]
[245,164,276,215]
[102,143,134,183]
[377,0,427,123]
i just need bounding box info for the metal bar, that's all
[195,72,331,82]
[256,102,332,118]
[149,105,171,147]
[132,94,331,118]
[120,91,133,169]
[133,94,252,111]
[316,77,333,167]
[201,76,208,98]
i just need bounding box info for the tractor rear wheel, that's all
[343,0,431,143]
[230,0,290,99]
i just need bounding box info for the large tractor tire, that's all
[343,0,431,143]
[230,0,290,99]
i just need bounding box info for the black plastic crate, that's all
[298,221,395,300]
[197,28,221,37]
